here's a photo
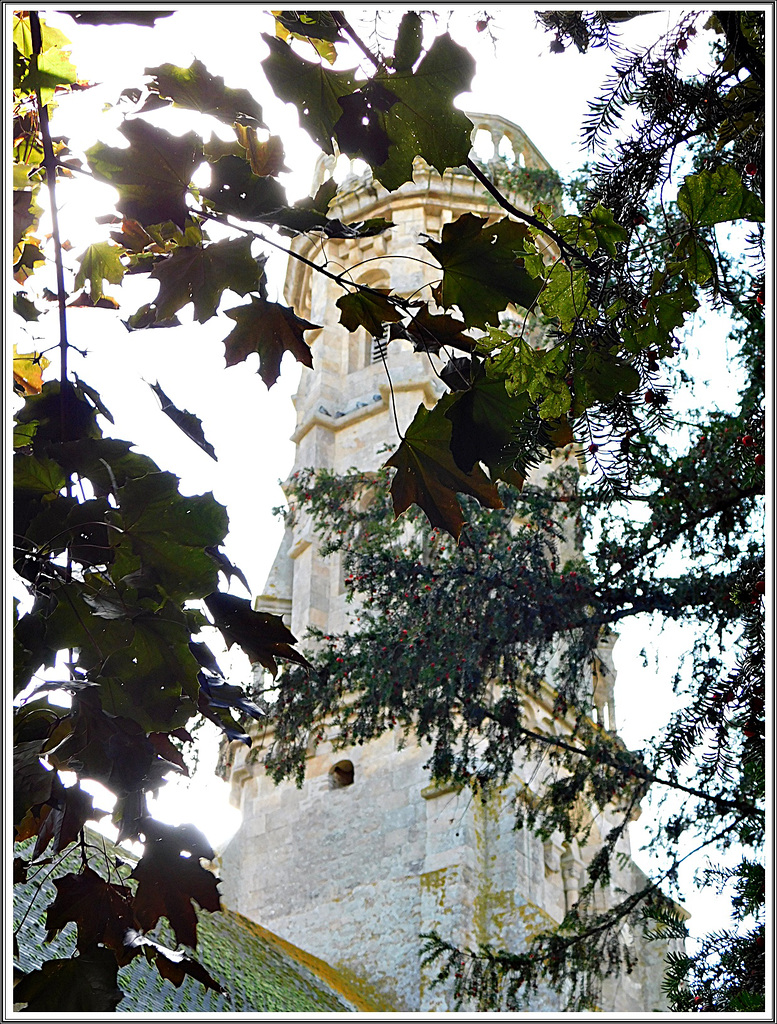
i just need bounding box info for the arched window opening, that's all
[330,759,355,789]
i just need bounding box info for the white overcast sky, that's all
[13,7,756,939]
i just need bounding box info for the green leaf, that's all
[13,291,42,321]
[384,399,503,539]
[14,452,67,495]
[552,214,598,255]
[222,296,317,388]
[368,34,475,190]
[74,241,126,302]
[149,236,262,323]
[148,381,217,461]
[393,12,423,72]
[24,46,77,101]
[145,58,265,127]
[444,370,531,484]
[572,352,641,413]
[539,261,597,332]
[114,472,228,601]
[261,34,355,154]
[677,165,764,226]
[13,188,43,248]
[202,154,288,221]
[86,121,202,229]
[588,203,628,256]
[424,214,542,329]
[336,289,403,336]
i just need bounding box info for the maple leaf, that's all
[149,236,262,324]
[261,34,356,154]
[46,867,137,963]
[384,397,503,539]
[204,592,311,676]
[146,59,265,128]
[423,214,542,328]
[444,368,531,485]
[13,343,49,395]
[13,947,124,1012]
[234,126,290,176]
[202,154,288,221]
[401,304,475,355]
[74,241,126,302]
[336,289,403,336]
[132,819,221,949]
[86,120,202,229]
[148,381,217,461]
[368,34,475,191]
[125,929,224,992]
[222,296,317,388]
[32,775,106,859]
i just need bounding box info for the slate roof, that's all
[13,831,381,1012]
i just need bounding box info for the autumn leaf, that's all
[423,214,542,328]
[131,819,221,949]
[146,58,265,128]
[204,592,311,676]
[13,947,124,1012]
[125,929,224,992]
[45,867,137,961]
[74,241,126,302]
[384,398,503,539]
[86,120,202,229]
[150,236,263,323]
[32,775,105,859]
[13,343,49,394]
[234,126,290,175]
[222,296,317,388]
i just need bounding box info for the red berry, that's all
[476,19,488,32]
[677,38,688,51]
[641,297,649,309]
[753,580,765,594]
[756,292,764,305]
[741,435,754,446]
[754,453,765,466]
[588,443,599,454]
[633,213,646,226]
[644,390,655,403]
[745,163,758,176]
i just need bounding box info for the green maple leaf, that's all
[677,165,764,226]
[149,236,262,323]
[202,154,288,221]
[423,214,542,328]
[384,398,503,539]
[539,261,597,332]
[222,296,317,387]
[261,34,355,154]
[145,59,265,127]
[588,203,628,255]
[368,34,475,190]
[86,120,202,229]
[336,289,403,335]
[74,241,126,302]
[444,370,530,484]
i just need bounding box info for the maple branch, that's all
[466,157,599,273]
[29,12,69,389]
[332,12,383,70]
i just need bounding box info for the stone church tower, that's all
[218,115,669,1012]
